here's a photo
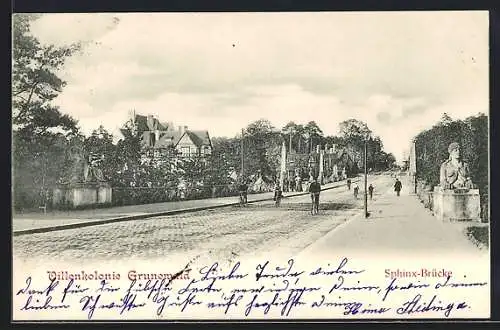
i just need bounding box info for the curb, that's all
[13,180,357,236]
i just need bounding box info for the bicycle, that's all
[310,193,320,215]
[239,191,247,207]
[274,193,282,207]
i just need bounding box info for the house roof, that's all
[186,130,211,148]
[134,114,149,132]
[154,131,183,149]
[134,115,166,132]
[127,113,212,149]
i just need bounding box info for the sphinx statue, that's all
[87,154,107,182]
[439,142,475,190]
[60,145,88,184]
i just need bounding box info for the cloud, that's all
[23,11,489,162]
[31,13,120,46]
[376,112,392,124]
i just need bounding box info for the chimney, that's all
[178,126,183,133]
[128,109,136,121]
[147,114,156,131]
[184,125,188,132]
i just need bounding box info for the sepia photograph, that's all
[12,11,490,320]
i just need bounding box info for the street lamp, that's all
[364,135,371,218]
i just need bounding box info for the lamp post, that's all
[410,139,417,194]
[364,136,370,218]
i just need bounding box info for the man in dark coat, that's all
[394,178,402,196]
[309,177,321,214]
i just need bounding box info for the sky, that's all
[25,11,488,162]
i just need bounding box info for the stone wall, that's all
[53,182,112,209]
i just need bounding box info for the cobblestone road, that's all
[13,175,393,266]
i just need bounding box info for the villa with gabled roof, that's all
[121,110,212,158]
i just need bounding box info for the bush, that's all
[414,113,488,221]
[465,225,489,248]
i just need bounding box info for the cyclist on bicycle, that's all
[353,183,359,199]
[238,180,248,206]
[309,177,321,215]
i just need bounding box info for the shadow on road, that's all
[228,202,358,211]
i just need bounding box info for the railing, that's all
[112,185,239,206]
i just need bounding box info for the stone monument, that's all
[318,150,324,184]
[52,144,112,209]
[433,142,480,222]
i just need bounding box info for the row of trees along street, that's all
[413,113,489,222]
[12,14,397,211]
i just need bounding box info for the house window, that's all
[150,132,156,147]
[181,147,190,156]
[203,146,212,155]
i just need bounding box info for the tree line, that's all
[12,15,397,211]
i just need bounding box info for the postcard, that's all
[12,11,490,321]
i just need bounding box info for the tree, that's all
[413,113,488,221]
[282,121,298,152]
[84,126,116,182]
[12,14,82,210]
[211,136,241,180]
[339,118,372,140]
[338,119,372,169]
[243,119,281,181]
[12,14,81,134]
[295,124,305,153]
[303,121,324,152]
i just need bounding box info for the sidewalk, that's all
[13,179,357,235]
[297,176,483,257]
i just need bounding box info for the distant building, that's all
[284,144,356,183]
[121,110,213,158]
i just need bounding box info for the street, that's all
[13,175,394,265]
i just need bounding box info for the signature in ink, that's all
[397,294,468,317]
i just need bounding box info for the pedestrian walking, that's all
[353,183,359,199]
[238,180,249,206]
[394,178,402,196]
[295,175,302,192]
[309,177,321,215]
[274,183,283,207]
[368,184,374,200]
[347,178,351,190]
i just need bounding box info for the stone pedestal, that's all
[432,186,481,222]
[53,182,112,209]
